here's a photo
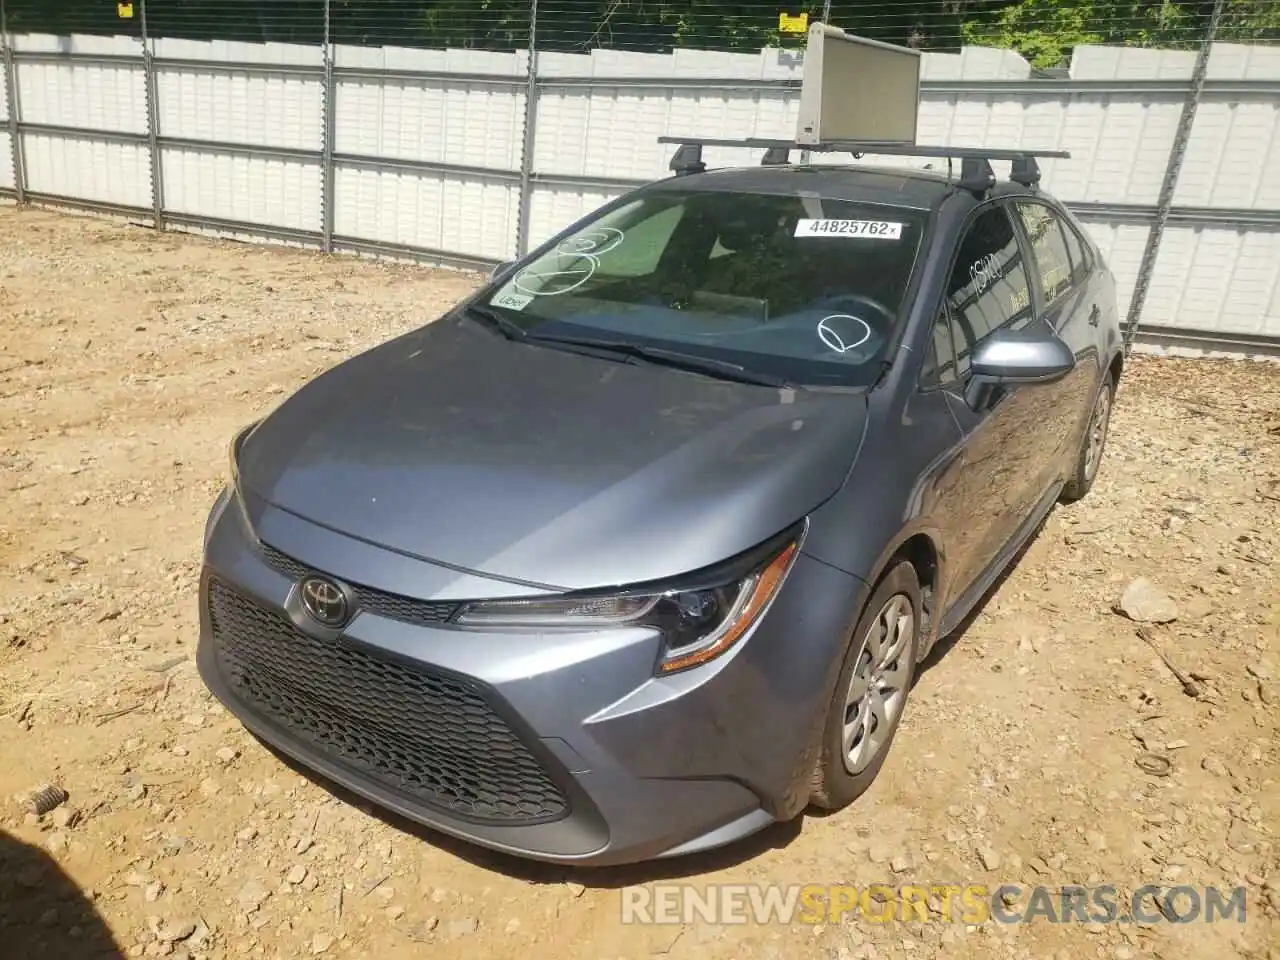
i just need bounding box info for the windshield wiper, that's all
[463,302,529,342]
[528,332,795,388]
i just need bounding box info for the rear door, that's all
[1011,199,1101,471]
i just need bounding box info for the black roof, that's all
[648,163,962,210]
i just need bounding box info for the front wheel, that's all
[809,561,922,810]
[1060,373,1114,503]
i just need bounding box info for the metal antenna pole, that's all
[1123,0,1225,353]
[1,0,27,203]
[321,0,336,253]
[139,0,165,228]
[515,0,539,258]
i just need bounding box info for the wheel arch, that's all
[1108,347,1124,387]
[861,525,947,658]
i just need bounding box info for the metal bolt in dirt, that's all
[29,784,68,815]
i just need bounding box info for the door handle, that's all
[1088,304,1100,326]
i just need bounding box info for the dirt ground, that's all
[0,202,1277,960]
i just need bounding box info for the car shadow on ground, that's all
[256,514,1054,890]
[0,830,126,958]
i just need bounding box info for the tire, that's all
[1060,372,1114,503]
[809,561,922,810]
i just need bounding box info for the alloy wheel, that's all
[1084,385,1112,482]
[842,594,914,775]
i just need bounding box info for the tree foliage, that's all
[3,0,1277,68]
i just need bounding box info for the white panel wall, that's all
[149,38,325,229]
[0,60,11,190]
[1172,44,1280,210]
[11,34,151,206]
[1090,43,1280,338]
[1175,98,1280,209]
[334,79,524,168]
[15,60,147,133]
[157,66,323,150]
[333,166,518,259]
[0,133,14,190]
[329,45,525,259]
[22,133,151,207]
[1147,227,1280,337]
[4,33,1279,343]
[160,147,321,231]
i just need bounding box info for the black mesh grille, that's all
[259,543,459,626]
[207,579,569,823]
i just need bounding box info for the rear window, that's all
[487,189,928,387]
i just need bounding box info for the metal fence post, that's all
[1123,0,1225,352]
[139,0,165,228]
[515,0,539,258]
[1,0,27,202]
[320,0,336,253]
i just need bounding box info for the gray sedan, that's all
[197,157,1122,866]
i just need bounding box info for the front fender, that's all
[802,389,960,585]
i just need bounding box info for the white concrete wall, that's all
[330,46,526,260]
[1068,44,1280,339]
[152,36,324,234]
[526,42,1280,340]
[4,32,1279,341]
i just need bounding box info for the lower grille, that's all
[207,579,569,824]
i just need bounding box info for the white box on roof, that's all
[795,24,922,146]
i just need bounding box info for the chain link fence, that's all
[2,0,1278,353]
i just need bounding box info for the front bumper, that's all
[197,487,868,866]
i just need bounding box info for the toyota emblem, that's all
[300,576,349,627]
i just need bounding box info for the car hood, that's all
[237,314,868,592]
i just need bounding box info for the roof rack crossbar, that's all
[657,135,1070,164]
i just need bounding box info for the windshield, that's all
[484,188,929,387]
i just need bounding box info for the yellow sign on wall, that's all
[117,1,134,18]
[778,13,809,34]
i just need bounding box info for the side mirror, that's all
[964,327,1075,409]
[489,260,516,283]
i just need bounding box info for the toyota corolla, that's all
[198,152,1122,866]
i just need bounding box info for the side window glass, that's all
[1061,222,1091,285]
[945,206,1033,373]
[1014,201,1074,304]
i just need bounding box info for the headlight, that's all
[453,531,801,675]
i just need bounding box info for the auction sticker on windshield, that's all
[794,219,904,239]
